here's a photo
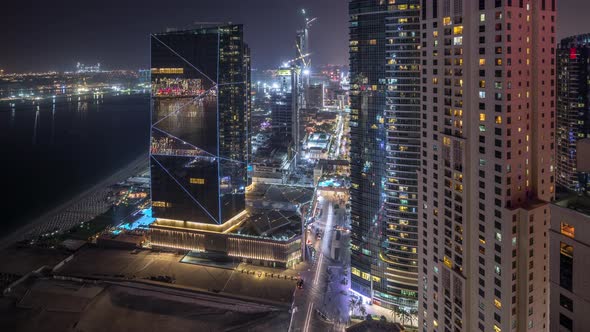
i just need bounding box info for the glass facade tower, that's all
[557,34,590,194]
[150,25,250,225]
[349,0,388,301]
[349,0,420,311]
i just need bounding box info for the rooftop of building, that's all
[345,319,404,332]
[554,190,590,216]
[152,207,302,242]
[252,141,290,167]
[233,209,300,241]
[308,132,331,141]
[247,183,314,205]
[153,23,242,36]
[560,33,590,47]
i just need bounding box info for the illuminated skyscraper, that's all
[419,1,556,331]
[383,0,421,311]
[271,65,301,161]
[150,24,250,225]
[556,34,590,194]
[349,0,420,313]
[349,0,388,303]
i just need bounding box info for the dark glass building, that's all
[557,34,590,194]
[271,91,294,139]
[349,0,388,299]
[271,66,301,159]
[150,24,250,225]
[349,0,420,312]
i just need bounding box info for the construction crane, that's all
[297,9,317,70]
[301,9,317,28]
[284,53,311,67]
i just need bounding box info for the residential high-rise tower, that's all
[419,1,556,331]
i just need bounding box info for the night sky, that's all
[0,0,588,72]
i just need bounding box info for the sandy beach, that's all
[0,154,149,250]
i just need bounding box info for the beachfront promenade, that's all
[0,155,148,249]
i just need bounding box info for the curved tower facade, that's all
[349,0,420,312]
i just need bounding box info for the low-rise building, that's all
[549,194,590,332]
[150,209,302,268]
[303,132,331,160]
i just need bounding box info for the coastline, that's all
[0,153,149,250]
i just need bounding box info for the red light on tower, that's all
[570,47,577,60]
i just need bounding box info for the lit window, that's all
[443,256,453,268]
[494,298,502,309]
[560,242,573,258]
[495,232,502,242]
[494,265,502,276]
[151,68,184,74]
[190,178,205,185]
[560,222,575,238]
[352,267,361,277]
[480,113,486,121]
[495,116,502,124]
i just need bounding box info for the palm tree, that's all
[390,306,401,323]
[409,308,419,327]
[398,307,412,326]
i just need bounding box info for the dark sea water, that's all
[0,93,150,236]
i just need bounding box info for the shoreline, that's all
[0,153,149,250]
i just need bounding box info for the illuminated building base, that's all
[149,210,302,268]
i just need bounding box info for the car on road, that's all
[297,278,304,289]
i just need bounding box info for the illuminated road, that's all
[290,190,350,332]
[330,111,348,159]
